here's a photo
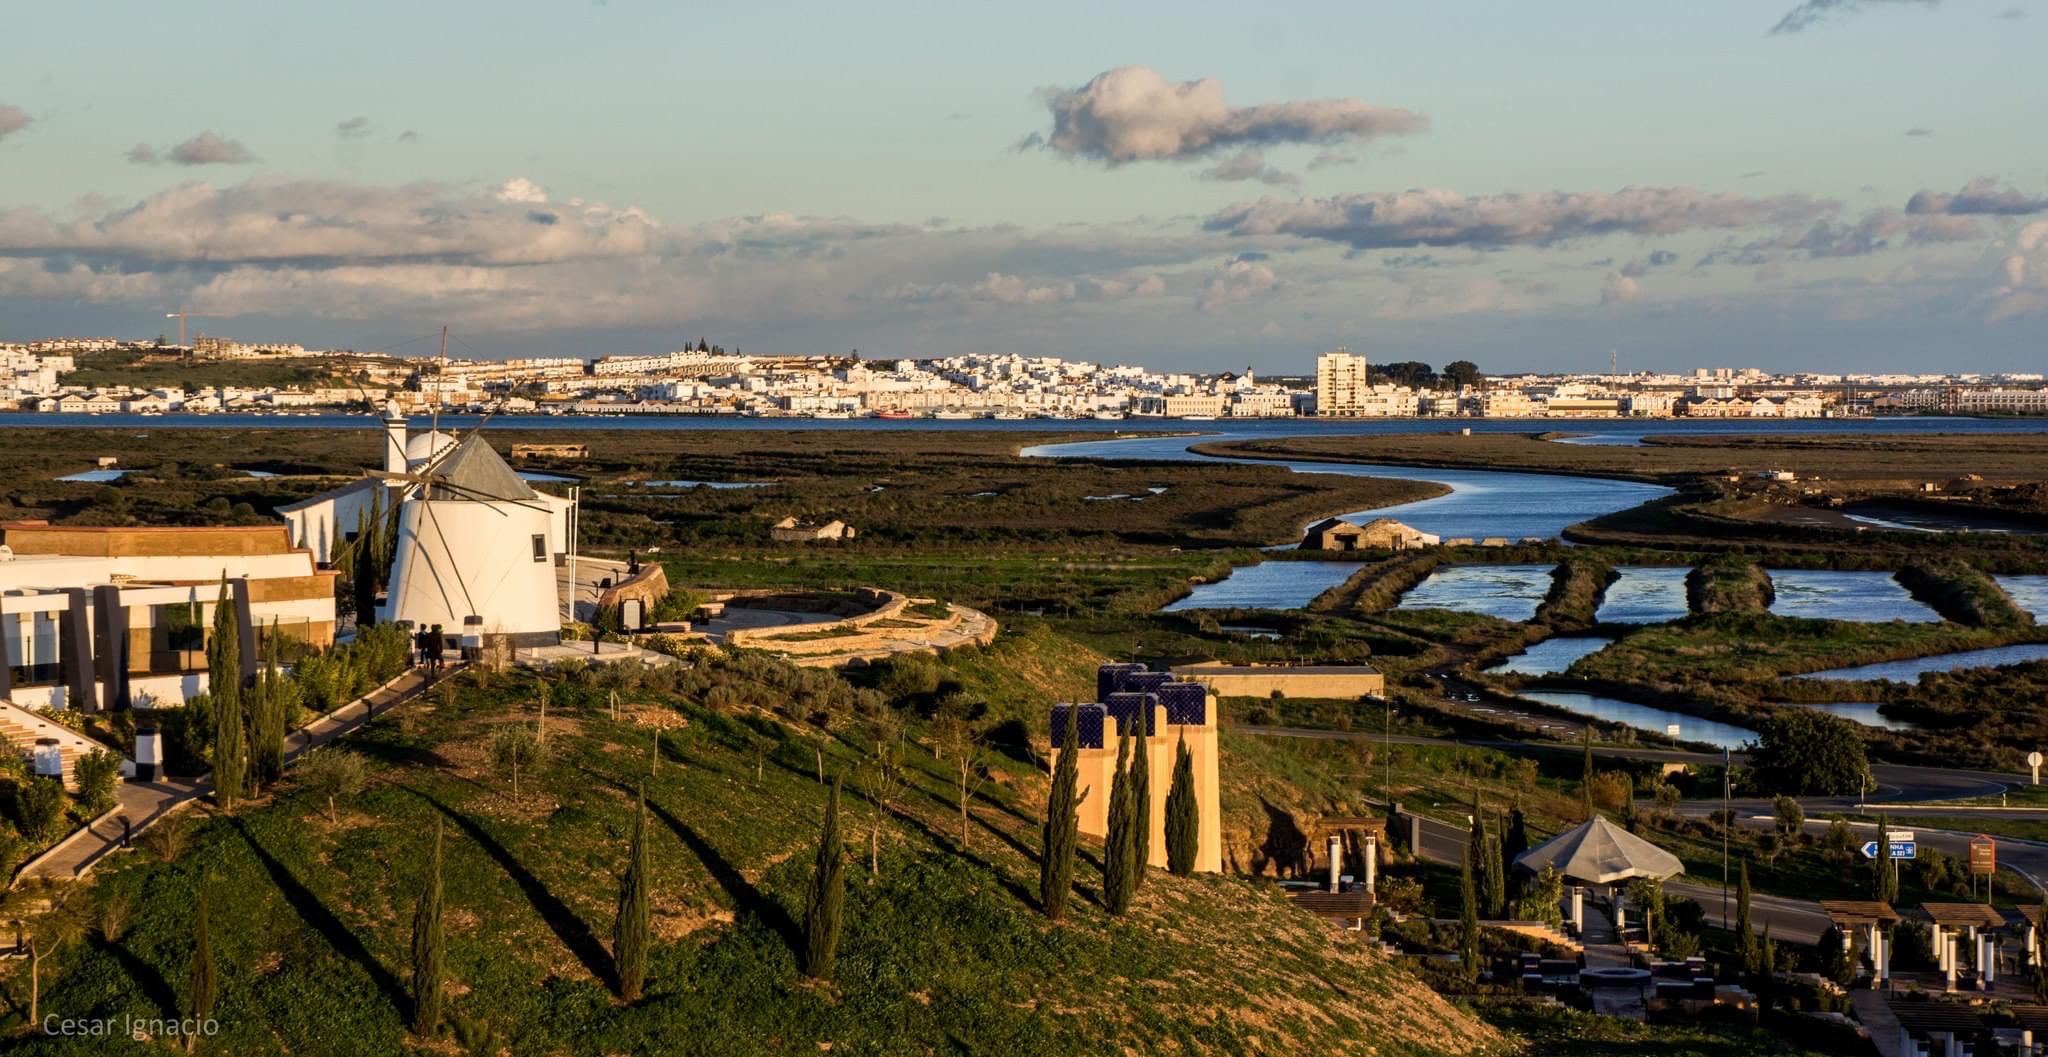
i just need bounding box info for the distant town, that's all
[6,334,2046,420]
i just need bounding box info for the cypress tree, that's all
[209,577,246,810]
[251,621,286,790]
[1580,726,1596,820]
[1130,717,1152,887]
[411,819,445,1035]
[1103,726,1137,915]
[1039,708,1084,919]
[1873,813,1898,903]
[1458,849,1480,984]
[1737,861,1758,974]
[1469,800,1503,919]
[802,778,845,979]
[1165,731,1198,876]
[1758,923,1778,1010]
[614,786,651,999]
[188,890,216,1054]
[352,497,378,627]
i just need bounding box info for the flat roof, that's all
[1921,903,2008,929]
[1170,664,1381,676]
[1818,900,1901,926]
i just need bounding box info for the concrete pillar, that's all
[1570,887,1585,934]
[384,409,408,474]
[1946,937,1959,992]
[90,584,130,711]
[1872,928,1888,985]
[1982,934,1996,986]
[1327,834,1343,893]
[59,588,96,711]
[1614,894,1626,936]
[134,726,161,782]
[1933,924,1947,971]
[1362,834,1377,895]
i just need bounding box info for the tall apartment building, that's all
[1315,349,1370,416]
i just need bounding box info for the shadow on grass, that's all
[228,815,408,1011]
[403,787,617,991]
[89,934,178,1020]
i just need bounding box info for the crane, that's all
[163,310,225,348]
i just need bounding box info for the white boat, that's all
[1092,410,1126,421]
[932,410,978,420]
[809,410,853,419]
[1180,414,1217,421]
[992,411,1027,421]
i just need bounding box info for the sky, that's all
[1,0,2045,374]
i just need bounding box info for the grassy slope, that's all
[15,662,1500,1057]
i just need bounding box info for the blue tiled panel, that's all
[1096,663,1146,701]
[1156,682,1208,726]
[1050,703,1107,750]
[1103,692,1159,737]
[1123,671,1172,695]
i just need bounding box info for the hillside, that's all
[13,649,1503,1056]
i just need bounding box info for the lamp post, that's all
[1721,746,1730,927]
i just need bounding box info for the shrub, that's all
[72,750,122,816]
[16,776,68,842]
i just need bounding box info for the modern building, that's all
[1,521,336,712]
[1315,349,1371,416]
[1050,664,1223,873]
[1167,662,1385,700]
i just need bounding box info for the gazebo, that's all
[1514,817,1683,936]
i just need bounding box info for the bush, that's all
[72,750,122,816]
[15,775,69,842]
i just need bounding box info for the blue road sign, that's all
[1861,840,1917,859]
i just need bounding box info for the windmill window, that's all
[532,534,547,562]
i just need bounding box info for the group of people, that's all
[412,623,447,672]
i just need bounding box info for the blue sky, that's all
[2,0,2044,372]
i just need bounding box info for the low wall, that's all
[722,588,906,647]
[1171,665,1385,699]
[596,563,671,619]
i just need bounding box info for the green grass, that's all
[16,658,1508,1056]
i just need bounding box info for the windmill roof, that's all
[425,434,537,502]
[1512,815,1683,885]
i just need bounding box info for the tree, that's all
[1103,726,1138,915]
[1737,861,1758,974]
[1749,711,1868,797]
[251,621,287,789]
[73,750,122,816]
[1458,850,1480,984]
[208,576,247,810]
[1129,719,1152,889]
[1771,794,1806,839]
[18,775,68,842]
[1579,726,1596,820]
[1502,802,1530,867]
[614,787,651,999]
[1757,924,1778,1009]
[1165,731,1198,876]
[488,725,545,796]
[300,748,368,823]
[1441,360,1482,390]
[20,886,83,1032]
[411,819,445,1035]
[1873,812,1899,903]
[801,778,845,980]
[1512,864,1565,928]
[1469,802,1503,919]
[1816,924,1855,986]
[932,713,988,849]
[1627,876,1666,949]
[188,889,217,1054]
[1039,708,1084,920]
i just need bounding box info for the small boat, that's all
[1180,414,1217,421]
[810,410,853,419]
[1092,410,1126,421]
[932,410,977,420]
[874,410,913,420]
[992,411,1027,421]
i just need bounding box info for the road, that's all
[1245,723,2048,947]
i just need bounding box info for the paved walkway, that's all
[1850,991,1905,1057]
[15,667,437,885]
[1578,901,1631,968]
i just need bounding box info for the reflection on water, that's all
[1516,690,1756,750]
[1767,570,1939,623]
[1025,433,1671,541]
[1596,566,1692,624]
[1398,564,1555,621]
[1999,576,2048,620]
[1486,637,1609,675]
[1161,562,1364,612]
[1779,701,1919,731]
[57,469,128,482]
[1796,642,2048,683]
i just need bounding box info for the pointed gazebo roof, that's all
[1512,816,1683,886]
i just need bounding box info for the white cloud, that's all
[1198,150,1300,187]
[128,131,259,166]
[1601,271,1642,305]
[1025,65,1425,164]
[1198,256,1278,312]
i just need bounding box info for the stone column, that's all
[1982,934,1996,986]
[1613,893,1626,936]
[1327,834,1343,893]
[1946,937,1959,992]
[1570,887,1585,934]
[1362,834,1378,895]
[1933,924,1947,971]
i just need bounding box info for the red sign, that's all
[1969,835,1997,876]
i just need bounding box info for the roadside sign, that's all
[1970,835,1996,876]
[1861,840,1917,860]
[2031,750,2043,785]
[1665,724,1681,739]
